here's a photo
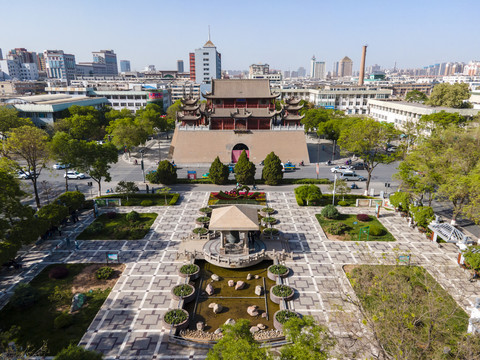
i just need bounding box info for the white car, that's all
[17,171,38,179]
[330,165,351,173]
[64,171,86,179]
[53,163,69,170]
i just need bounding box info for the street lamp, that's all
[332,173,338,205]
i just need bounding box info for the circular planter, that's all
[267,264,290,281]
[162,309,190,330]
[270,284,294,304]
[192,227,208,235]
[273,310,300,331]
[262,217,277,226]
[179,264,200,281]
[195,217,210,226]
[260,208,276,217]
[263,228,279,238]
[171,284,196,303]
[198,207,212,216]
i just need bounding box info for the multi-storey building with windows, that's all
[44,50,76,84]
[192,38,221,84]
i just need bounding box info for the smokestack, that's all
[358,45,367,86]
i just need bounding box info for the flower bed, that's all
[270,284,294,304]
[179,264,200,280]
[267,264,289,281]
[273,310,300,331]
[171,284,196,303]
[208,191,266,206]
[162,309,190,330]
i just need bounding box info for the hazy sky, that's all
[1,0,478,72]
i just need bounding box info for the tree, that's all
[280,316,335,360]
[338,118,398,191]
[147,160,177,185]
[418,111,468,131]
[234,150,256,185]
[2,125,50,209]
[106,117,149,153]
[57,191,85,213]
[166,99,182,123]
[54,344,103,360]
[54,105,106,140]
[262,152,283,185]
[405,90,428,104]
[427,83,472,108]
[295,185,322,206]
[206,319,271,360]
[329,179,350,201]
[209,156,229,185]
[74,142,118,196]
[0,106,33,135]
[157,186,171,205]
[105,108,134,123]
[115,181,139,201]
[36,203,69,228]
[50,132,79,192]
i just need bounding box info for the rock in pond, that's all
[250,326,260,334]
[206,283,215,295]
[224,318,236,326]
[247,305,259,317]
[228,280,235,287]
[235,281,246,290]
[257,323,266,330]
[197,322,205,331]
[246,273,252,280]
[255,285,262,296]
[213,303,223,314]
[211,274,220,281]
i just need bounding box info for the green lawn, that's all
[346,265,469,358]
[96,193,179,206]
[77,213,157,240]
[0,264,114,355]
[316,213,395,241]
[319,194,374,206]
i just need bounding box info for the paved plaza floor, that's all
[0,191,478,359]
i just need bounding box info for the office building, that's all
[44,50,76,83]
[338,56,353,77]
[312,61,326,80]
[192,36,221,84]
[0,59,39,81]
[120,60,131,72]
[177,60,184,73]
[310,56,316,77]
[92,50,118,76]
[0,81,46,95]
[297,67,306,78]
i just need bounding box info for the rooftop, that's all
[205,79,280,99]
[209,205,260,231]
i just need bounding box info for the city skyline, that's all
[0,0,479,72]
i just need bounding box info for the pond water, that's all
[184,260,280,332]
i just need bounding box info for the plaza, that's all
[0,190,477,358]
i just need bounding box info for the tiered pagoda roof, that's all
[282,97,305,122]
[210,107,281,119]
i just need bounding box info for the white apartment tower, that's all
[193,32,221,84]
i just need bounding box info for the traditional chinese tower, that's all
[282,97,305,126]
[176,94,204,126]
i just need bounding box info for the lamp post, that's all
[140,150,145,183]
[332,139,336,163]
[332,173,337,205]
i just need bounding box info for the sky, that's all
[1,0,479,73]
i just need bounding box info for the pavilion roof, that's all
[209,107,279,118]
[203,79,280,99]
[209,205,259,231]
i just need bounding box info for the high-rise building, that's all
[92,50,118,76]
[0,48,3,60]
[44,50,76,83]
[177,60,184,73]
[0,47,40,81]
[333,62,339,77]
[192,35,222,84]
[310,55,316,77]
[120,60,131,72]
[297,67,306,78]
[338,56,353,77]
[36,53,46,72]
[312,61,326,80]
[189,53,196,81]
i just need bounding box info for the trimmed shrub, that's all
[10,283,39,309]
[262,152,283,185]
[96,266,114,280]
[321,204,340,219]
[338,200,348,206]
[326,222,349,235]
[263,228,279,236]
[209,156,230,185]
[199,207,212,215]
[164,309,188,325]
[272,285,293,297]
[126,211,140,222]
[356,214,370,222]
[369,225,385,236]
[54,312,73,329]
[148,160,177,185]
[140,200,153,207]
[196,216,210,224]
[295,193,304,206]
[275,310,299,324]
[261,207,275,214]
[49,266,69,279]
[193,227,208,235]
[173,284,193,297]
[169,193,180,205]
[294,185,322,206]
[263,216,277,224]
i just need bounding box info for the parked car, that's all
[64,171,86,179]
[17,171,38,179]
[350,162,367,170]
[53,163,69,170]
[338,171,367,181]
[330,165,351,173]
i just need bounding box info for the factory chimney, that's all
[358,45,367,86]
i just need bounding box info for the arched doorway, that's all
[232,143,249,163]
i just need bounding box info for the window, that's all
[203,52,209,55]
[128,103,134,106]
[120,103,126,106]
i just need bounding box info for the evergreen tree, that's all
[262,152,283,185]
[147,160,177,185]
[209,157,229,185]
[234,150,256,185]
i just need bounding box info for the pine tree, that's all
[147,160,177,184]
[209,157,229,185]
[262,152,283,185]
[234,150,256,185]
